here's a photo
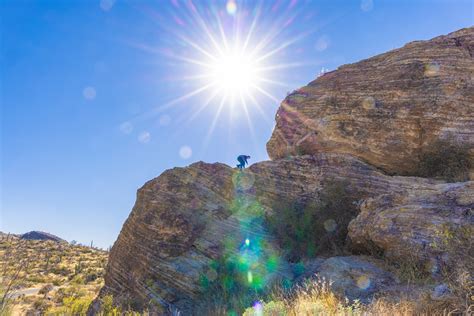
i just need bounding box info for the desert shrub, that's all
[27,275,47,283]
[85,271,98,283]
[71,274,85,285]
[52,278,63,286]
[417,138,472,182]
[50,265,71,276]
[33,297,52,312]
[243,278,360,316]
[434,224,473,312]
[74,261,83,274]
[100,294,122,315]
[266,180,358,261]
[242,276,473,316]
[47,295,94,315]
[39,283,54,295]
[54,285,87,303]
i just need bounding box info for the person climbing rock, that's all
[236,155,251,170]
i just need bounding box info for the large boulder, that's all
[266,27,474,176]
[349,181,474,274]
[95,154,453,314]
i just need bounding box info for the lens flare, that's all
[127,1,315,143]
[226,0,237,15]
[356,275,371,290]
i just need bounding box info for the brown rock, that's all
[315,256,397,303]
[266,27,474,176]
[94,28,474,314]
[96,154,455,313]
[348,181,474,273]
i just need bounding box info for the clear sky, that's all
[1,0,472,248]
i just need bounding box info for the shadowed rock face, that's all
[97,154,468,313]
[267,27,474,176]
[349,181,474,272]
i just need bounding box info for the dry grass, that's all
[0,234,107,315]
[243,277,473,316]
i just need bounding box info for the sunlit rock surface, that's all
[267,27,474,176]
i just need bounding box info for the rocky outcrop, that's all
[267,27,474,176]
[96,28,474,314]
[349,181,474,273]
[97,153,464,313]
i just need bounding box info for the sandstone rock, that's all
[267,27,474,176]
[96,154,454,314]
[315,256,396,303]
[96,27,474,314]
[348,181,474,273]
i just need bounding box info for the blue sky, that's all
[1,0,472,248]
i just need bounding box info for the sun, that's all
[129,1,310,142]
[209,51,260,98]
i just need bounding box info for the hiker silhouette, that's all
[236,155,250,170]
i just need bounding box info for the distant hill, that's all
[20,231,66,243]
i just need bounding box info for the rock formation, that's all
[97,154,471,313]
[267,27,474,176]
[94,27,474,314]
[349,181,473,273]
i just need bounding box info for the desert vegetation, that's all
[0,234,107,315]
[417,137,472,182]
[266,180,358,261]
[241,277,464,316]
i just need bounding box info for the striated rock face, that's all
[96,27,474,314]
[349,181,474,272]
[98,154,457,313]
[267,27,474,176]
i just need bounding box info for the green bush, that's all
[100,294,122,315]
[50,266,71,276]
[48,295,94,315]
[85,271,98,283]
[266,180,358,261]
[417,138,471,182]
